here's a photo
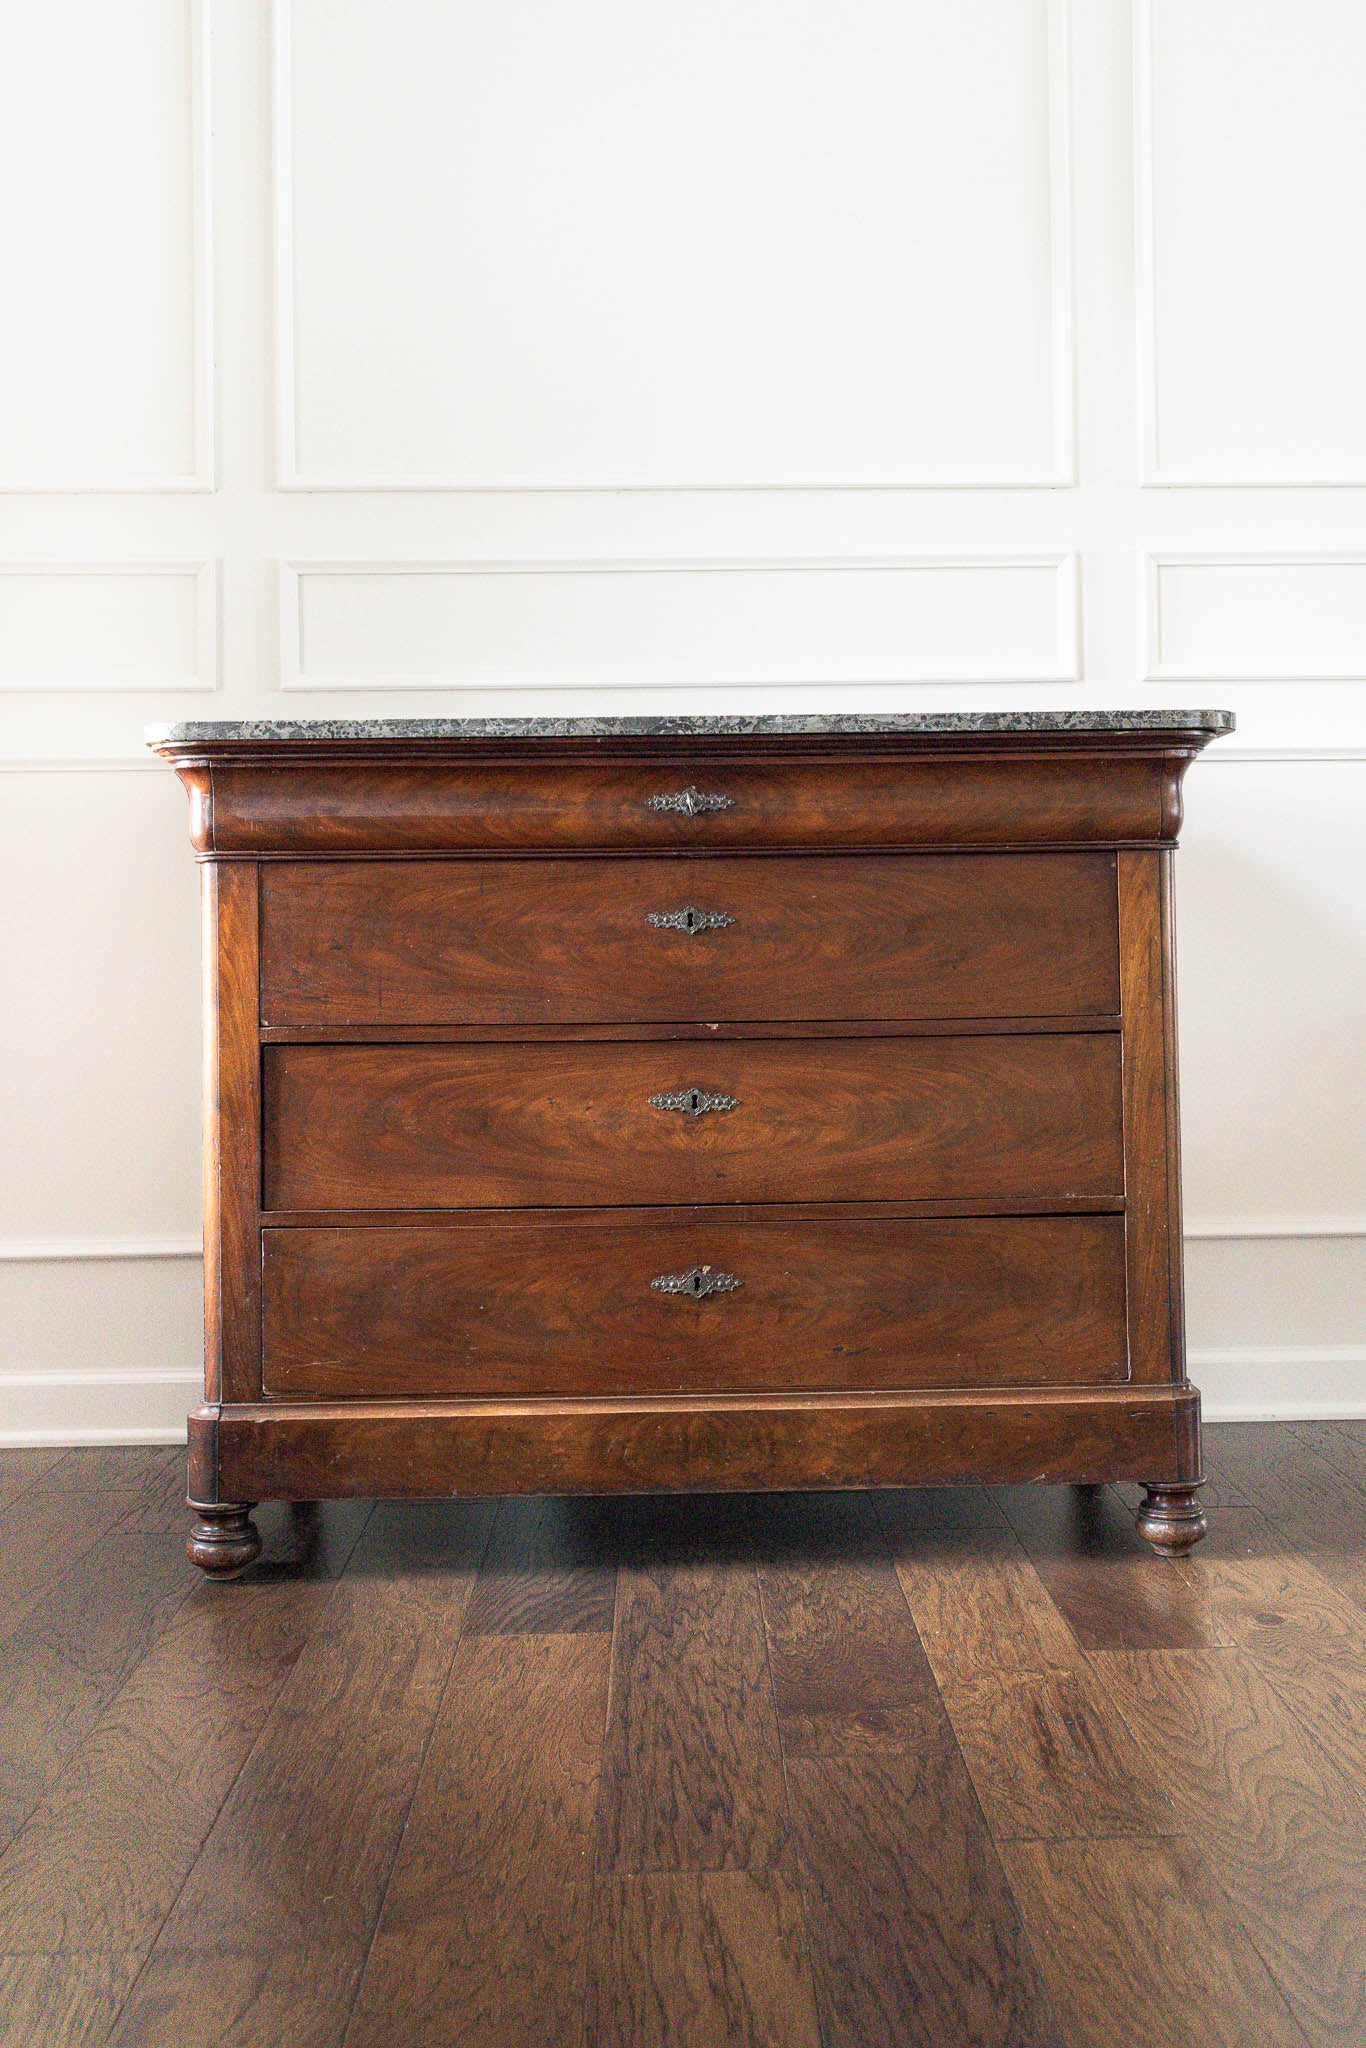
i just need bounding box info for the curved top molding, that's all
[147,713,1233,857]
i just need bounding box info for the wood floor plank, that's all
[154,1500,494,1954]
[1001,1836,1311,2048]
[938,1665,1178,1843]
[0,1487,139,1646]
[0,1580,328,1952]
[0,1951,143,2048]
[0,1451,65,1517]
[596,1498,791,1876]
[345,1629,610,2048]
[786,1746,1058,2048]
[991,1483,1216,1650]
[0,1432,1359,2048]
[0,1531,194,1851]
[1287,1420,1366,1498]
[461,1494,617,1636]
[583,1872,821,2048]
[752,1492,952,1758]
[1096,1648,1366,2045]
[1202,1426,1366,1614]
[110,1454,193,1534]
[40,1446,184,1494]
[240,1498,376,1583]
[1204,1423,1319,1509]
[105,1944,365,2048]
[1199,1423,1262,1506]
[1181,1503,1366,1650]
[876,1488,1080,1686]
[1247,1629,1366,1799]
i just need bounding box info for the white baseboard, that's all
[0,1370,198,1445]
[1190,1346,1366,1421]
[2,1355,1362,1447]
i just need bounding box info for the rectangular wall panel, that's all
[282,557,1080,690]
[278,0,1072,487]
[1178,760,1366,1230]
[1147,557,1366,681]
[0,564,217,692]
[0,766,202,1244]
[0,0,211,490]
[1138,0,1366,483]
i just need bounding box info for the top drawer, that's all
[260,852,1118,1027]
[206,749,1169,854]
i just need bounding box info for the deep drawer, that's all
[259,852,1118,1027]
[261,1213,1129,1398]
[261,1033,1124,1211]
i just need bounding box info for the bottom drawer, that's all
[261,1213,1127,1399]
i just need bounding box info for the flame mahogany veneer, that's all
[149,716,1229,1574]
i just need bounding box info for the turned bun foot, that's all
[1136,1483,1207,1557]
[187,1502,261,1579]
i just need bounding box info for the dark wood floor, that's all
[1,1424,1365,2046]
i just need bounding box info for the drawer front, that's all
[209,750,1167,854]
[262,1034,1123,1211]
[262,1214,1128,1398]
[260,852,1118,1027]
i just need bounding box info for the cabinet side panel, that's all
[1161,849,1190,1392]
[200,864,221,1403]
[1117,850,1182,1388]
[206,861,263,1404]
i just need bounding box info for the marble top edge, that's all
[147,710,1235,745]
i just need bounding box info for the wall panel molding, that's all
[7,1355,1363,1441]
[280,554,1082,691]
[1144,553,1366,683]
[1196,750,1366,765]
[0,0,214,493]
[0,758,166,773]
[1135,0,1366,486]
[274,0,1076,491]
[0,561,219,693]
[1184,1221,1366,1242]
[5,1223,1362,1267]
[1132,0,1166,484]
[0,1238,201,1262]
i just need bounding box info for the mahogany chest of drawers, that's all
[149,711,1231,1576]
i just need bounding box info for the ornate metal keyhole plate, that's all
[648,1087,740,1117]
[651,1267,743,1300]
[645,788,735,816]
[646,905,736,935]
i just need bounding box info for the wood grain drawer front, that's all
[259,852,1118,1027]
[211,750,1167,854]
[262,1034,1123,1211]
[261,1214,1129,1399]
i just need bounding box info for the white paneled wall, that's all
[0,0,211,490]
[0,563,218,691]
[278,0,1072,488]
[1,0,1363,1440]
[282,557,1081,690]
[1137,0,1366,484]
